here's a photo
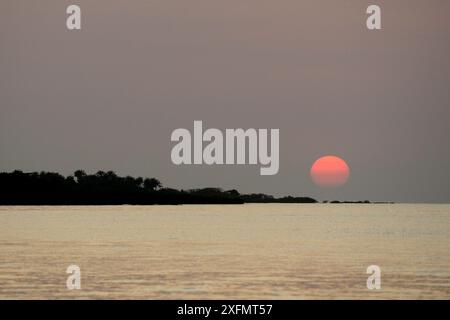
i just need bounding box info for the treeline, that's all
[0,170,317,205]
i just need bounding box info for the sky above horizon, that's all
[1,0,449,203]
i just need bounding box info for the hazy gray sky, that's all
[1,0,449,203]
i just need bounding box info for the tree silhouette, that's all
[144,178,162,191]
[0,170,317,205]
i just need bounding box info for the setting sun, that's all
[310,155,350,187]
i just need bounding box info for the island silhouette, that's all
[0,170,319,205]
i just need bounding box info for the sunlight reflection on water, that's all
[0,204,449,299]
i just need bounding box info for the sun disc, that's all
[310,155,350,187]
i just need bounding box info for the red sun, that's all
[310,155,350,187]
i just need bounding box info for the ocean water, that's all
[0,204,449,299]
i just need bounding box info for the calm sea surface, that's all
[0,204,449,299]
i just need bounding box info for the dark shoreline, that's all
[0,170,392,205]
[0,170,317,205]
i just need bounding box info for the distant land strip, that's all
[0,170,383,205]
[0,170,316,205]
